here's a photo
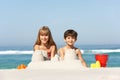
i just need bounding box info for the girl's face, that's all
[64,36,76,46]
[40,34,49,44]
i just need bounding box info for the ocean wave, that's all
[0,50,85,54]
[91,49,120,53]
[0,49,120,54]
[0,50,33,54]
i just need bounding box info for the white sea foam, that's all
[0,49,120,54]
[0,50,33,54]
[91,49,120,53]
[80,50,84,53]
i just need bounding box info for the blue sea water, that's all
[0,44,120,69]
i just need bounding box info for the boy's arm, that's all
[76,49,88,67]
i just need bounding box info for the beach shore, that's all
[0,67,120,80]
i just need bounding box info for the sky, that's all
[0,0,120,47]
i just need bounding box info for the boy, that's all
[58,29,87,67]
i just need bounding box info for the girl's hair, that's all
[34,26,57,53]
[64,29,78,40]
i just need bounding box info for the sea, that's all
[0,44,120,69]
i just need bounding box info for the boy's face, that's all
[64,36,76,46]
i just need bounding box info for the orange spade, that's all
[17,64,27,69]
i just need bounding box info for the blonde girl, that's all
[33,26,57,61]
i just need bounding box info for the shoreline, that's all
[0,67,120,80]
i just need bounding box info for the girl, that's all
[32,26,57,61]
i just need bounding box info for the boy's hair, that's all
[64,29,78,40]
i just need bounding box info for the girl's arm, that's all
[58,48,64,60]
[34,45,39,51]
[50,45,56,58]
[76,49,87,67]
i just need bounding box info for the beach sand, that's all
[0,67,120,80]
[0,54,120,80]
